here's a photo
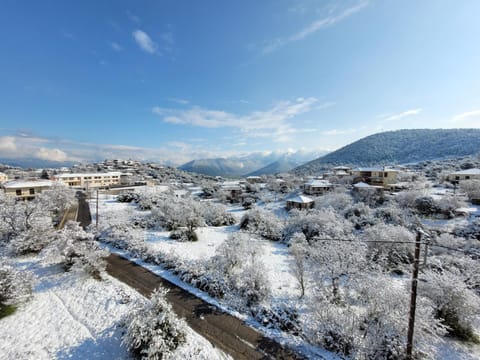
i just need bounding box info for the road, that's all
[75,191,303,360]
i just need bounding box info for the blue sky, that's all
[1,0,480,165]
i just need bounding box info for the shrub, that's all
[122,287,187,359]
[0,258,34,314]
[169,228,198,242]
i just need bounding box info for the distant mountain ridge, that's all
[293,129,480,175]
[179,150,326,177]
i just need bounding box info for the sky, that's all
[1,0,480,165]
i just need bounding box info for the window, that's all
[29,188,35,195]
[384,172,388,177]
[16,189,22,196]
[466,176,470,180]
[456,176,460,180]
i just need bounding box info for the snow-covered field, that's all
[0,256,230,360]
[91,191,480,360]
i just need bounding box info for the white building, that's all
[448,168,480,183]
[54,172,123,188]
[2,179,53,200]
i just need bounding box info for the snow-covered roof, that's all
[3,179,54,189]
[334,170,349,176]
[354,167,399,172]
[304,179,333,187]
[333,166,351,170]
[286,195,314,203]
[450,168,480,176]
[57,172,123,178]
[353,182,383,189]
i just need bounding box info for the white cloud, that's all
[152,97,318,142]
[0,136,17,152]
[111,42,123,51]
[262,1,368,54]
[379,108,422,122]
[132,30,157,54]
[152,97,321,142]
[452,110,480,125]
[37,148,68,162]
[126,10,140,23]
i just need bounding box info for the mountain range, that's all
[178,150,327,177]
[293,128,480,175]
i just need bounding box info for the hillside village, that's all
[1,154,480,359]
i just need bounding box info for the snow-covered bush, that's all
[122,287,187,359]
[0,258,34,314]
[420,269,480,342]
[36,183,76,224]
[459,179,480,201]
[210,233,271,307]
[310,237,367,303]
[43,221,107,279]
[314,190,353,212]
[116,191,140,203]
[306,273,444,359]
[169,228,198,242]
[343,202,375,229]
[0,195,54,253]
[363,223,415,270]
[239,207,283,241]
[283,208,353,243]
[200,202,235,226]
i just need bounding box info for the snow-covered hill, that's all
[294,129,480,175]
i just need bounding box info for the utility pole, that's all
[95,189,99,230]
[406,231,422,359]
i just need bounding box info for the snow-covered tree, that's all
[459,179,480,201]
[239,207,283,241]
[420,269,480,342]
[43,221,107,279]
[283,208,352,243]
[314,188,353,212]
[290,232,308,298]
[310,237,367,303]
[122,287,187,360]
[1,196,54,255]
[363,223,415,270]
[36,183,76,224]
[0,257,34,311]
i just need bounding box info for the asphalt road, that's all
[76,192,303,359]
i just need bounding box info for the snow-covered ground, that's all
[0,256,230,360]
[91,192,480,360]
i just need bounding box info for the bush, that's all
[122,287,187,359]
[0,258,34,311]
[240,208,283,241]
[169,228,198,242]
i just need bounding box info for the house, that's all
[220,181,243,202]
[352,168,399,187]
[352,181,384,194]
[246,176,262,184]
[447,168,480,183]
[332,166,352,177]
[0,172,8,183]
[53,172,123,189]
[286,195,314,210]
[2,179,54,200]
[303,179,335,195]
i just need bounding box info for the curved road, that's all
[75,191,304,360]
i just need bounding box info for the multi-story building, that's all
[54,172,123,189]
[352,168,399,187]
